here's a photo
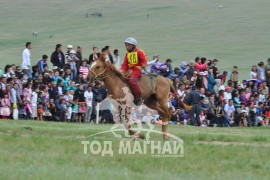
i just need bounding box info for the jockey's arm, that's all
[120,54,128,72]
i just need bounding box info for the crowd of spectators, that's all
[1,41,270,127]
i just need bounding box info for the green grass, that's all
[1,0,270,79]
[0,120,270,180]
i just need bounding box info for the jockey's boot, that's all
[133,97,143,106]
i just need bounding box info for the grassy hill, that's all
[1,0,270,78]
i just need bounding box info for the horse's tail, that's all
[166,78,192,111]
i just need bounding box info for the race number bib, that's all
[127,52,138,65]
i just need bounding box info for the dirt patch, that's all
[196,141,270,147]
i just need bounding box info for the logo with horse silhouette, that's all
[82,87,184,157]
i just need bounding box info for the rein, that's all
[89,65,132,82]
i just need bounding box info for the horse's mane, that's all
[104,61,126,79]
[99,52,126,80]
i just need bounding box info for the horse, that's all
[88,52,191,140]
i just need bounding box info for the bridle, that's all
[89,67,108,81]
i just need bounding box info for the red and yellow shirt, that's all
[121,49,147,72]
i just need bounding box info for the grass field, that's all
[0,120,269,180]
[1,0,270,79]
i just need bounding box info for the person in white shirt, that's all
[224,87,232,104]
[144,55,159,73]
[31,87,39,119]
[84,85,93,123]
[177,84,186,101]
[224,99,235,126]
[113,49,121,69]
[22,42,32,78]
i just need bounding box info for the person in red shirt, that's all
[121,37,147,106]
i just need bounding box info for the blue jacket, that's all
[186,90,201,105]
[207,73,215,92]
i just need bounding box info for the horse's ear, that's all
[99,51,108,62]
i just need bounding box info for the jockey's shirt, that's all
[121,48,147,74]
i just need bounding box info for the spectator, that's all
[10,83,18,105]
[37,91,45,121]
[79,60,89,79]
[1,93,11,119]
[159,59,173,78]
[103,45,114,64]
[88,47,100,65]
[67,50,79,79]
[74,84,85,102]
[51,44,65,69]
[84,85,93,123]
[22,42,32,78]
[76,46,83,70]
[113,49,121,69]
[224,99,235,127]
[258,62,265,81]
[250,65,258,79]
[229,66,239,88]
[37,55,49,73]
[31,87,39,119]
[185,85,201,126]
[194,57,207,73]
[224,87,232,104]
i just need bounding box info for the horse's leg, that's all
[145,98,169,140]
[124,106,145,139]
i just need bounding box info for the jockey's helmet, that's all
[124,37,137,46]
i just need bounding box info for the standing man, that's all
[120,37,147,106]
[51,44,65,69]
[22,42,32,78]
[113,49,121,69]
[185,85,201,126]
[84,85,93,123]
[76,46,83,71]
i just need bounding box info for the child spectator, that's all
[71,97,79,122]
[230,66,239,88]
[18,97,25,120]
[79,60,89,79]
[199,110,207,127]
[60,99,68,122]
[37,91,45,121]
[1,93,11,119]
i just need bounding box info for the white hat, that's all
[67,45,73,49]
[53,66,58,70]
[2,74,7,78]
[199,72,204,76]
[124,37,137,46]
[69,50,76,54]
[22,66,29,70]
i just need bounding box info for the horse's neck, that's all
[103,71,126,96]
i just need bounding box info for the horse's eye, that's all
[96,66,100,69]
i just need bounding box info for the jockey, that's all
[120,37,147,106]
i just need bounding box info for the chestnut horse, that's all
[88,53,191,140]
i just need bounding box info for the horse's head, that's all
[88,52,108,82]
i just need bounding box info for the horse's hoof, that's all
[163,135,170,141]
[139,133,145,140]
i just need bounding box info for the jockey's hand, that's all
[142,65,147,71]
